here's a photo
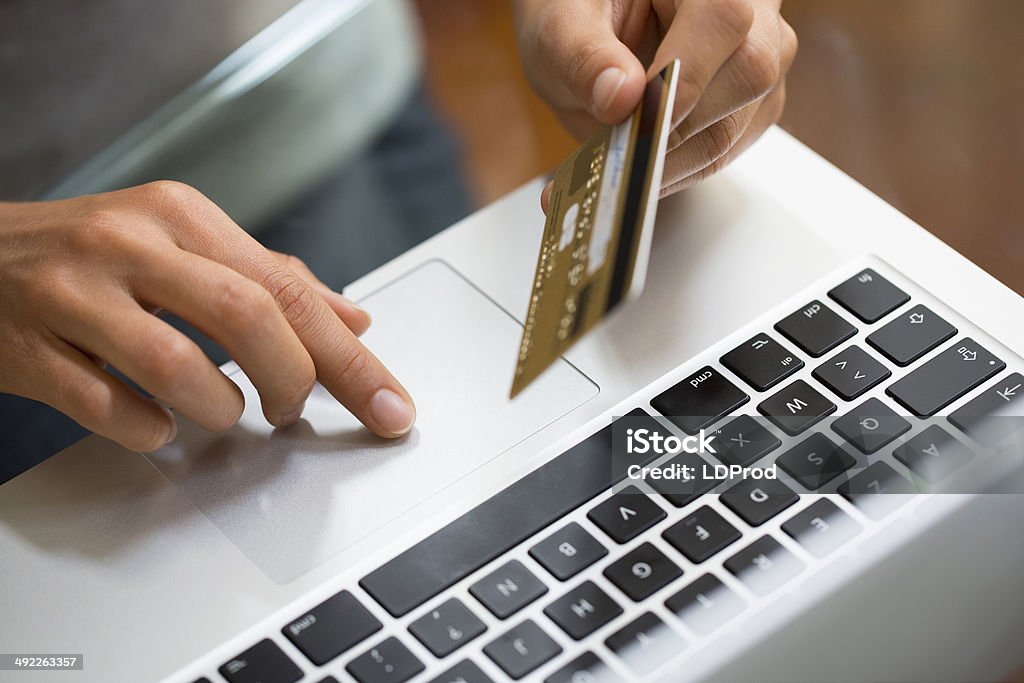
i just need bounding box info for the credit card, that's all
[510,60,680,398]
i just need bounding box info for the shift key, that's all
[887,339,1005,416]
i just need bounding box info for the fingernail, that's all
[279,402,305,426]
[165,417,178,445]
[370,388,416,436]
[593,67,626,115]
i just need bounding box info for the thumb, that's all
[530,6,646,125]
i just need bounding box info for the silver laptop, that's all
[3,3,1024,683]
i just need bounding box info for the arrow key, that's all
[813,346,891,401]
[949,373,1024,447]
[588,487,667,543]
[867,305,957,367]
[893,425,974,483]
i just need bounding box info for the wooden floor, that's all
[413,0,1024,297]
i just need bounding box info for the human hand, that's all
[515,0,797,202]
[0,182,416,452]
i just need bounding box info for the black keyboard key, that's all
[282,589,381,666]
[724,536,805,596]
[828,268,910,323]
[483,620,561,680]
[605,612,685,676]
[781,499,862,558]
[711,415,782,467]
[832,398,912,454]
[949,373,1024,447]
[529,522,607,581]
[839,462,917,520]
[721,478,799,526]
[665,574,746,636]
[648,452,717,508]
[219,639,302,683]
[663,505,741,563]
[588,487,666,543]
[603,542,683,601]
[319,677,340,683]
[721,334,804,392]
[757,380,837,435]
[361,409,661,617]
[409,598,487,658]
[346,637,424,683]
[543,580,622,640]
[428,660,493,683]
[812,346,891,401]
[775,300,858,358]
[469,560,547,619]
[867,305,957,366]
[893,425,973,483]
[776,433,856,489]
[545,652,622,683]
[651,366,750,434]
[887,338,1005,417]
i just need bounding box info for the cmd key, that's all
[651,366,749,434]
[282,590,381,666]
[887,338,1005,416]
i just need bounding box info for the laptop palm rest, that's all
[146,260,599,583]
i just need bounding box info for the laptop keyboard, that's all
[197,260,1024,683]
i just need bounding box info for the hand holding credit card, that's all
[511,61,680,397]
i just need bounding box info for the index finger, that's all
[149,182,416,437]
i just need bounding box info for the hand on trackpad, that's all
[147,260,598,583]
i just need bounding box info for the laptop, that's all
[3,8,1024,683]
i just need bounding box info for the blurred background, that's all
[1,0,1022,478]
[414,0,1024,296]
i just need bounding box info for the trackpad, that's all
[147,260,598,583]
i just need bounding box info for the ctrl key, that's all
[483,619,562,680]
[219,639,302,683]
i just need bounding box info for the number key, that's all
[408,598,487,657]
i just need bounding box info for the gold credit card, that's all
[510,61,680,398]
